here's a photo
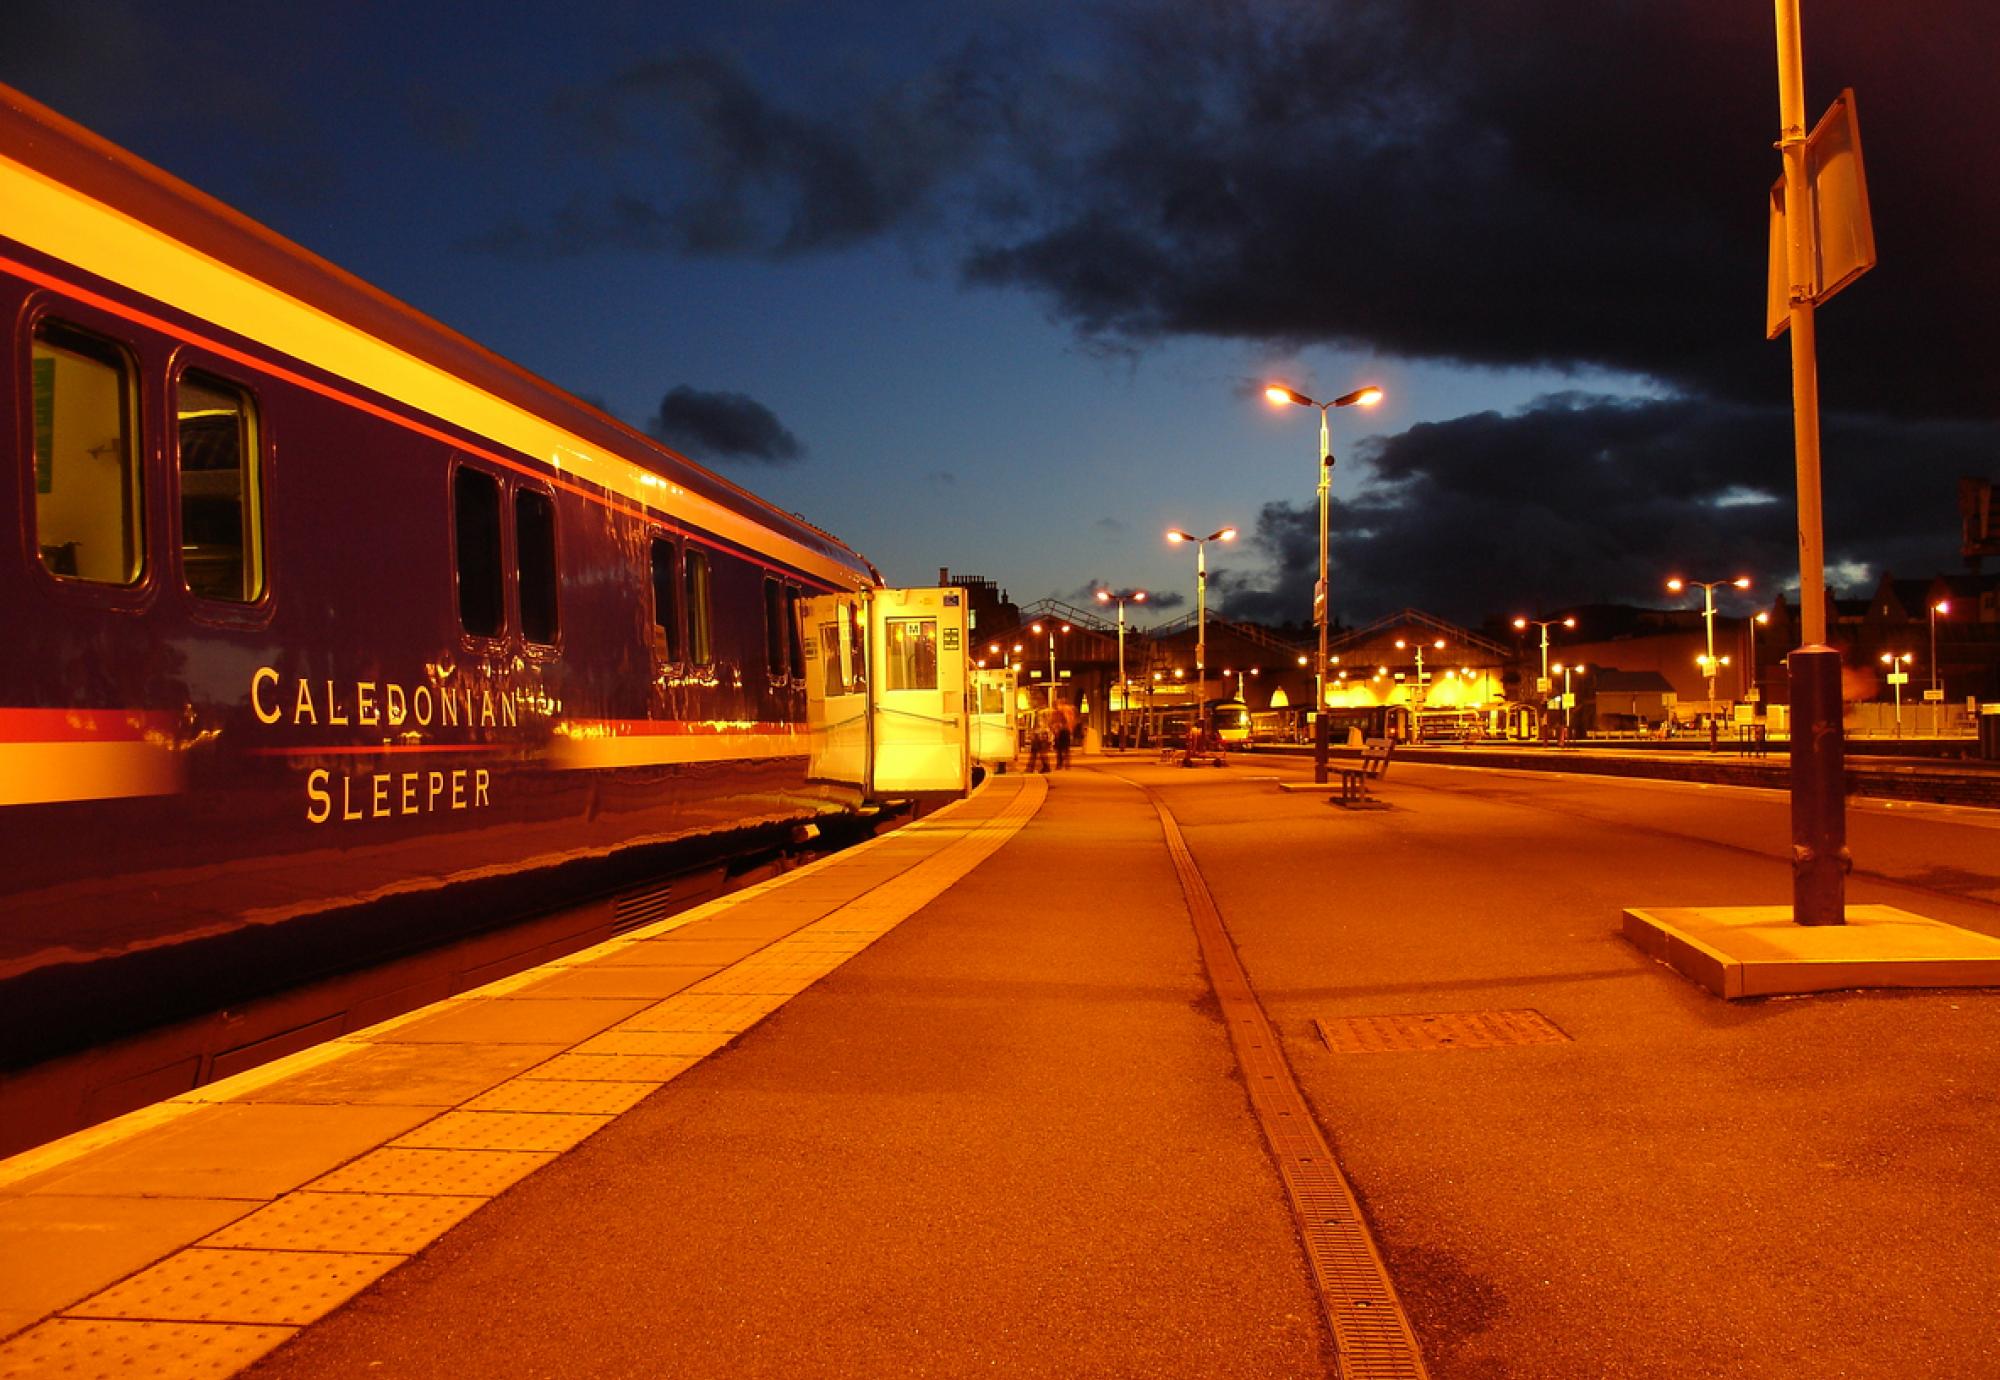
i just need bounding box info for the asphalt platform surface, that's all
[240,754,1999,1379]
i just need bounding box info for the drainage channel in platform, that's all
[1147,790,1431,1380]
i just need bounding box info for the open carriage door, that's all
[867,587,970,796]
[798,591,870,790]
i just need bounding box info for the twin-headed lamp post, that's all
[1095,587,1147,748]
[1265,382,1383,783]
[1394,637,1445,710]
[1513,615,1576,721]
[1668,575,1750,721]
[1881,651,1913,733]
[1030,621,1069,713]
[1166,527,1235,733]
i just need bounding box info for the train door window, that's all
[683,547,713,664]
[762,577,787,677]
[785,586,806,679]
[648,537,682,660]
[174,371,263,602]
[514,487,559,645]
[453,466,505,638]
[883,618,939,692]
[31,321,142,584]
[819,602,866,695]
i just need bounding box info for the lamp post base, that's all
[1789,645,1848,925]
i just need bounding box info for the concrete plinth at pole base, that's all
[1622,904,2000,1000]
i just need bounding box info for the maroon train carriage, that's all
[0,84,880,1094]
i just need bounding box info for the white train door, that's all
[798,592,869,789]
[868,587,970,795]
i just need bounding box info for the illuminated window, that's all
[683,548,713,664]
[883,618,939,691]
[454,467,504,638]
[649,538,681,660]
[176,371,262,601]
[32,322,141,584]
[515,488,558,645]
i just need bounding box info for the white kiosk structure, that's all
[799,586,973,797]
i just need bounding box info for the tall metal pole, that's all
[1929,603,1941,737]
[1116,602,1127,748]
[1703,585,1718,717]
[1315,405,1333,783]
[1196,541,1208,733]
[1777,0,1846,924]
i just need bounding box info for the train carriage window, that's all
[785,586,806,679]
[175,371,263,602]
[515,488,559,645]
[683,548,713,665]
[31,322,142,584]
[762,578,786,677]
[883,618,939,692]
[453,467,504,638]
[649,538,682,660]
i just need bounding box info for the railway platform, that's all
[4,753,1999,1378]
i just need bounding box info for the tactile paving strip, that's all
[571,1029,735,1058]
[0,1318,296,1380]
[1151,794,1431,1380]
[68,1247,403,1326]
[306,1147,553,1197]
[1316,1009,1571,1054]
[388,1109,612,1153]
[201,1192,485,1254]
[461,1078,661,1115]
[522,1052,702,1082]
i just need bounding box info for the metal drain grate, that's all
[1317,1009,1569,1054]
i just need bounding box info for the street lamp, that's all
[1266,381,1383,783]
[1512,615,1576,717]
[1095,587,1147,749]
[1880,651,1912,734]
[1394,636,1445,704]
[1551,661,1587,742]
[1745,610,1771,707]
[1030,621,1070,713]
[1668,575,1750,724]
[1929,600,1950,736]
[1166,526,1236,734]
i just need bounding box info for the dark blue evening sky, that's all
[9,0,1994,627]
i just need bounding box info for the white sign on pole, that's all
[1922,688,1945,702]
[1767,88,1876,339]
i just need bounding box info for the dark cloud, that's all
[1220,393,1997,627]
[1093,516,1125,535]
[468,4,1996,423]
[471,41,1022,259]
[963,2,2000,421]
[649,386,804,465]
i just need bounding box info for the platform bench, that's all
[1335,738,1393,806]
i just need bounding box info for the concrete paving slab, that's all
[1623,904,2000,998]
[227,1042,565,1107]
[23,1103,438,1202]
[590,937,761,967]
[495,964,714,1000]
[304,1147,551,1198]
[0,1194,256,1325]
[370,998,649,1046]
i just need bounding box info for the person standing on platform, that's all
[1053,701,1074,769]
[1029,709,1052,772]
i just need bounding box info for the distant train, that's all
[0,84,881,1072]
